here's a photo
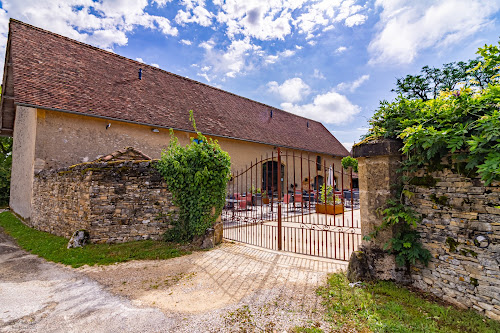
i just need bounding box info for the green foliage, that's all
[0,212,190,268]
[341,156,358,172]
[319,184,341,205]
[392,51,498,101]
[386,228,431,267]
[366,198,431,267]
[409,175,438,187]
[365,39,500,185]
[155,111,231,242]
[0,136,13,206]
[311,272,500,333]
[429,194,449,206]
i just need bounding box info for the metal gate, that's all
[222,148,361,261]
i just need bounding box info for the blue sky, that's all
[1,0,499,151]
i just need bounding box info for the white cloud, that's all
[281,90,360,125]
[174,1,369,79]
[335,46,347,53]
[265,48,296,64]
[135,57,145,63]
[336,74,370,92]
[200,37,262,78]
[180,39,192,45]
[153,0,173,7]
[267,78,311,103]
[199,39,215,50]
[151,63,160,68]
[344,13,367,27]
[197,72,211,82]
[215,2,294,41]
[0,0,178,53]
[369,0,500,65]
[175,5,213,27]
[313,69,326,80]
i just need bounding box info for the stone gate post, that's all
[347,139,408,282]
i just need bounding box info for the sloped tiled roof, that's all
[94,147,152,162]
[2,19,349,156]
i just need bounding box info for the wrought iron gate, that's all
[222,148,361,261]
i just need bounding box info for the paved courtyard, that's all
[0,229,347,332]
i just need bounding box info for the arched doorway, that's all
[262,161,284,195]
[313,175,324,191]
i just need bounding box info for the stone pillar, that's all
[347,139,408,282]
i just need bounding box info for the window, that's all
[316,156,321,170]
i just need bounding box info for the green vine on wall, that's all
[364,39,500,186]
[365,195,431,267]
[155,111,231,242]
[361,39,500,268]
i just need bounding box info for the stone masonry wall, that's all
[407,168,500,320]
[31,160,176,243]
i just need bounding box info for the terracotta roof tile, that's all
[94,147,152,162]
[4,19,349,156]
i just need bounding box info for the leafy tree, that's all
[392,74,431,101]
[366,38,500,185]
[341,156,358,173]
[0,136,13,206]
[393,52,498,101]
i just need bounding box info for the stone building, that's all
[0,19,349,221]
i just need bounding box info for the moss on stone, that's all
[446,237,459,253]
[429,193,449,206]
[459,248,478,258]
[409,175,439,187]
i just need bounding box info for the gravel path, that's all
[1,228,347,332]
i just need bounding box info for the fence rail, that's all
[222,148,361,261]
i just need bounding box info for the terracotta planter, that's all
[263,198,270,204]
[316,204,344,215]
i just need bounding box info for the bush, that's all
[0,137,13,207]
[155,111,231,242]
[341,156,358,173]
[364,40,500,185]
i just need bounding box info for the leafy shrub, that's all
[341,156,358,173]
[319,184,342,205]
[364,40,500,185]
[0,137,13,207]
[155,111,231,242]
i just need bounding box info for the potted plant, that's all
[316,184,344,215]
[261,189,270,204]
[252,186,261,205]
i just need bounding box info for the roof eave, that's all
[16,102,347,157]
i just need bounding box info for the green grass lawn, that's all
[296,272,500,333]
[0,211,192,268]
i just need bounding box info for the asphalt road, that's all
[0,230,175,333]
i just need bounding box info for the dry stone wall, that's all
[407,168,500,320]
[31,160,176,243]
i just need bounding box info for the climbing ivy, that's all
[365,197,431,267]
[364,39,500,185]
[361,38,500,267]
[156,111,231,242]
[0,137,12,207]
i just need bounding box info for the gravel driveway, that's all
[0,229,346,332]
